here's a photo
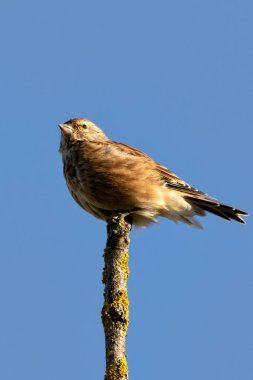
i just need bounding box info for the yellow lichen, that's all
[102,291,129,334]
[119,252,130,280]
[105,358,128,380]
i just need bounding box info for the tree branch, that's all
[102,213,131,380]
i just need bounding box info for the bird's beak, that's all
[58,124,72,135]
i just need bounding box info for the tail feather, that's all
[178,215,203,229]
[186,196,248,224]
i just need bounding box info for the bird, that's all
[58,118,248,229]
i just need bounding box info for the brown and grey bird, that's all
[58,118,248,228]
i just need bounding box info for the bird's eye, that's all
[82,124,87,129]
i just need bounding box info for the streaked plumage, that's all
[58,118,248,228]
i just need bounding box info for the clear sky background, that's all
[1,1,252,379]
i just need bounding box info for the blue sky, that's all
[1,1,252,379]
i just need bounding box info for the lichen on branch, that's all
[102,213,131,380]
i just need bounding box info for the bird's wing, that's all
[100,141,248,223]
[155,163,209,197]
[111,141,208,197]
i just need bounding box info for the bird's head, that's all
[58,118,108,143]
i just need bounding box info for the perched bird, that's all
[58,118,248,228]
